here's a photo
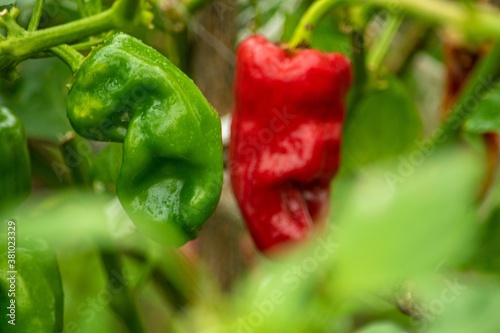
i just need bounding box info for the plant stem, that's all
[0,9,116,57]
[378,0,500,45]
[70,35,109,51]
[88,0,103,16]
[352,29,367,86]
[250,0,261,31]
[346,29,367,121]
[289,0,500,49]
[75,0,89,18]
[0,8,25,36]
[289,0,347,48]
[436,42,500,143]
[99,248,146,333]
[369,0,462,27]
[27,0,45,31]
[1,5,85,73]
[49,44,85,73]
[0,0,140,58]
[367,14,403,72]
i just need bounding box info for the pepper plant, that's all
[2,0,500,332]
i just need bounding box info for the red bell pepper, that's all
[229,35,352,253]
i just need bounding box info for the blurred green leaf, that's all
[311,15,351,54]
[0,59,73,141]
[464,86,500,134]
[342,76,423,172]
[58,247,119,333]
[0,0,16,5]
[355,322,407,333]
[335,149,480,298]
[425,282,500,333]
[217,259,346,333]
[467,206,500,272]
[13,190,114,245]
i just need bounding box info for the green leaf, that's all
[355,322,407,333]
[464,86,500,134]
[13,190,113,245]
[0,0,16,6]
[425,282,500,333]
[0,58,73,141]
[342,76,423,172]
[310,13,351,54]
[466,206,500,272]
[334,149,480,298]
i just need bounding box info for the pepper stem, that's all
[49,44,85,74]
[289,0,343,49]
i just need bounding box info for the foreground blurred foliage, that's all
[2,148,495,332]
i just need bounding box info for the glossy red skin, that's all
[230,35,352,253]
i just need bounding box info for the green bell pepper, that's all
[0,107,31,213]
[66,33,223,246]
[0,237,64,332]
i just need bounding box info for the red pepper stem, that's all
[289,0,346,49]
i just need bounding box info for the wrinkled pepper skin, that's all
[67,33,223,246]
[0,239,64,332]
[230,35,352,253]
[0,107,31,213]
